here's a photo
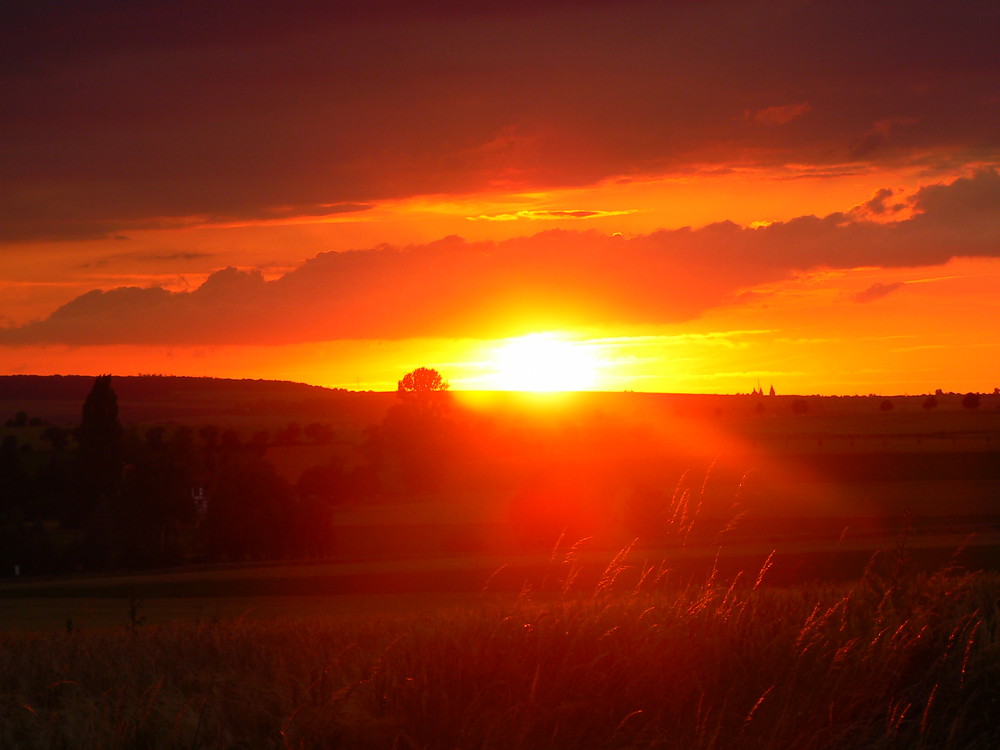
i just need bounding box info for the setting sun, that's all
[484,333,600,392]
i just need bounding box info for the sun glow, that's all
[485,333,600,392]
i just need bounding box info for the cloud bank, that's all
[2,171,997,346]
[1,0,997,241]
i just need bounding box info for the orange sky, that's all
[1,2,998,395]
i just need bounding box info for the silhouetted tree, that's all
[203,458,297,561]
[0,514,56,577]
[0,436,31,518]
[199,424,220,450]
[198,424,220,470]
[294,460,357,557]
[145,425,167,451]
[167,425,195,457]
[922,395,938,411]
[72,375,123,528]
[962,392,981,410]
[220,429,242,452]
[369,368,455,492]
[398,367,449,396]
[274,422,301,445]
[303,422,334,444]
[296,458,367,506]
[879,399,894,412]
[40,425,70,452]
[116,442,195,568]
[397,367,450,416]
[31,448,76,526]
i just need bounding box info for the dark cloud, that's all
[0,0,620,71]
[144,252,214,262]
[911,167,1000,218]
[852,282,904,303]
[751,102,811,126]
[3,170,997,346]
[1,1,997,241]
[80,251,214,269]
[467,209,633,221]
[858,189,901,216]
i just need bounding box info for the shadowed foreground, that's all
[2,555,997,749]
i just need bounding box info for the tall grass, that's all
[2,551,998,749]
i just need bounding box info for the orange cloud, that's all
[2,171,998,347]
[466,209,637,222]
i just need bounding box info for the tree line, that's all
[0,370,469,575]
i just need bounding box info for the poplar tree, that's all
[72,374,123,528]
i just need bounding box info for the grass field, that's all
[3,487,998,747]
[2,383,999,746]
[4,516,999,630]
[1,547,997,749]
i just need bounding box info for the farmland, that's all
[2,552,998,748]
[1,377,999,747]
[1,376,998,585]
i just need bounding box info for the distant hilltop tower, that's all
[769,384,775,396]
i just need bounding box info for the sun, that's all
[486,333,599,392]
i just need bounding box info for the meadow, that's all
[2,379,999,747]
[1,545,997,749]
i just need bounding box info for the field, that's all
[3,513,999,747]
[2,380,999,747]
[2,548,998,749]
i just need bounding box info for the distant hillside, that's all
[0,375,393,425]
[2,374,997,431]
[0,374,335,401]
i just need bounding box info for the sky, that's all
[1,0,998,394]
